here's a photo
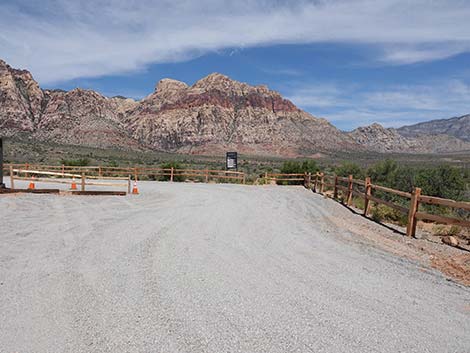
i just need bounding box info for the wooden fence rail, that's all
[3,164,246,184]
[3,164,469,236]
[265,172,307,182]
[312,171,470,236]
[10,168,131,193]
[282,171,470,237]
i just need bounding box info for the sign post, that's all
[0,138,4,188]
[226,152,238,171]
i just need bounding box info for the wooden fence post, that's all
[9,165,14,190]
[364,177,371,216]
[313,173,318,192]
[61,164,65,176]
[205,169,209,183]
[128,175,131,194]
[134,167,138,182]
[333,175,338,199]
[242,173,246,184]
[265,172,268,184]
[347,174,353,206]
[320,173,325,193]
[81,173,86,191]
[98,166,102,178]
[406,187,421,237]
[170,167,174,182]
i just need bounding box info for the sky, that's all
[1,0,470,131]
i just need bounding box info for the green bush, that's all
[278,160,319,185]
[335,162,364,179]
[367,159,399,187]
[414,165,465,201]
[156,161,184,182]
[107,160,119,168]
[60,158,90,166]
[371,204,407,226]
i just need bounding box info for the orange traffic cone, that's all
[132,181,139,195]
[28,175,36,190]
[71,176,77,190]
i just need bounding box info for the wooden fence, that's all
[264,172,307,183]
[9,167,131,194]
[2,164,246,185]
[310,172,470,237]
[3,164,469,236]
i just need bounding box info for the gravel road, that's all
[1,181,469,353]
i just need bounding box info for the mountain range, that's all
[1,58,469,157]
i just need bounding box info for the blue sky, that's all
[1,0,470,131]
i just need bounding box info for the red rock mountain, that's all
[1,59,469,156]
[123,74,359,156]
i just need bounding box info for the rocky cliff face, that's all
[397,114,470,142]
[0,59,139,149]
[1,58,469,156]
[123,73,357,156]
[347,123,470,153]
[0,60,42,134]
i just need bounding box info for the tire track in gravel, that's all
[1,182,470,353]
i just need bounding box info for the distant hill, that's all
[397,114,470,142]
[347,123,470,154]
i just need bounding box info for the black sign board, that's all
[226,152,238,170]
[0,138,4,188]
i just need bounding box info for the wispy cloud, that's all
[261,67,304,77]
[286,83,349,108]
[286,79,470,129]
[1,0,470,83]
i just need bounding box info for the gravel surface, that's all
[1,181,469,353]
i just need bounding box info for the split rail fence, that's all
[2,163,246,187]
[316,172,469,237]
[3,164,468,235]
[7,167,131,194]
[266,171,470,237]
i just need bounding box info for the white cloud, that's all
[286,79,470,129]
[1,0,470,83]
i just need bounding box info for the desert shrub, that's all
[335,162,364,179]
[367,159,399,187]
[280,160,319,174]
[351,196,365,210]
[60,158,90,166]
[367,161,466,201]
[156,161,184,182]
[371,204,407,226]
[414,165,465,201]
[448,225,462,236]
[278,160,319,185]
[107,160,119,168]
[432,224,463,238]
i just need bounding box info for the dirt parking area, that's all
[1,181,469,352]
